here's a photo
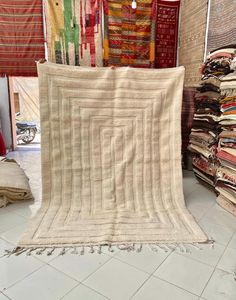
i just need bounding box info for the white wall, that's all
[0,78,12,149]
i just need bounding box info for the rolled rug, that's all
[0,160,33,207]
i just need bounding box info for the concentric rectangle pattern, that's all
[19,63,207,248]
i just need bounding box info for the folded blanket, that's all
[216,194,236,217]
[0,160,33,207]
[192,155,216,177]
[190,131,216,144]
[217,149,236,164]
[219,130,236,137]
[200,77,221,88]
[193,167,215,186]
[188,144,214,158]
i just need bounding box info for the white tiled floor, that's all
[0,150,235,300]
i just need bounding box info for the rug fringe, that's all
[2,239,215,258]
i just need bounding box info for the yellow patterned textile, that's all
[46,0,103,67]
[103,0,156,68]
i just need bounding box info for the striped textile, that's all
[179,0,208,86]
[0,0,45,76]
[103,0,157,68]
[155,0,180,68]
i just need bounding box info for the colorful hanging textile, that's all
[179,0,208,86]
[206,0,236,54]
[46,0,103,67]
[155,0,180,68]
[0,0,45,76]
[103,0,157,68]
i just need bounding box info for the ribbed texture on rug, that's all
[19,62,207,250]
[206,0,236,54]
[179,0,208,87]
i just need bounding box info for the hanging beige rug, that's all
[13,62,209,255]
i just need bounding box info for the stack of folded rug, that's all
[216,72,236,216]
[188,83,220,188]
[188,47,236,189]
[0,157,33,208]
[181,87,197,168]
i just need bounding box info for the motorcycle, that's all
[16,113,38,144]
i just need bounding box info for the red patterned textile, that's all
[0,132,6,156]
[0,0,45,76]
[155,0,180,68]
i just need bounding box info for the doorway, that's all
[9,77,41,150]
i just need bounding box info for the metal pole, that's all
[204,0,211,61]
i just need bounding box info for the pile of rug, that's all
[181,87,197,167]
[216,72,236,216]
[188,46,236,215]
[188,85,220,188]
[188,59,221,188]
[14,62,209,255]
[188,47,236,188]
[0,158,33,208]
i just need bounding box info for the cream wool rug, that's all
[17,62,208,254]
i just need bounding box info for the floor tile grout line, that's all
[199,227,236,298]
[197,220,236,247]
[129,249,174,299]
[197,209,236,237]
[110,254,165,276]
[1,292,12,300]
[0,229,28,248]
[128,273,152,300]
[152,275,200,298]
[0,219,27,237]
[3,263,46,293]
[46,250,117,288]
[81,282,111,300]
[44,262,81,283]
[190,200,216,223]
[0,237,15,247]
[58,282,81,300]
[79,254,114,283]
[173,245,226,268]
[197,203,217,223]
